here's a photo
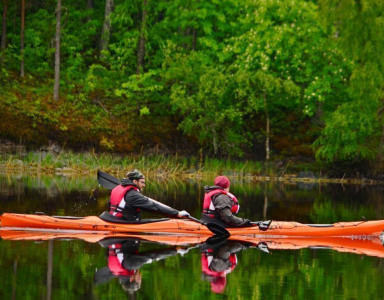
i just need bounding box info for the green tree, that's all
[231,0,350,160]
[165,51,244,156]
[316,0,384,162]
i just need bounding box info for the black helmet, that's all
[126,169,145,180]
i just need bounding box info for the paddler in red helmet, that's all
[201,175,251,227]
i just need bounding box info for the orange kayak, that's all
[2,212,384,236]
[1,229,384,259]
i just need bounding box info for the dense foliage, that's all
[0,0,383,167]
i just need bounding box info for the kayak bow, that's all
[2,212,384,236]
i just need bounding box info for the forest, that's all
[0,0,383,174]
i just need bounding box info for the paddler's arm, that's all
[217,243,249,260]
[122,248,178,270]
[214,194,251,227]
[125,190,182,218]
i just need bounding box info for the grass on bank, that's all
[2,150,382,184]
[0,149,290,178]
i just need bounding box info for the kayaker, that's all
[201,175,251,227]
[108,169,190,221]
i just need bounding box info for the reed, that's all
[0,149,285,178]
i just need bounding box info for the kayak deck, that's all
[1,213,384,236]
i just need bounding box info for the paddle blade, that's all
[206,223,230,237]
[94,267,114,284]
[187,215,230,237]
[97,170,120,190]
[205,235,229,246]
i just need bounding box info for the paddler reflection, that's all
[201,238,269,294]
[94,238,189,294]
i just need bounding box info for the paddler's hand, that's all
[241,219,252,227]
[178,210,190,218]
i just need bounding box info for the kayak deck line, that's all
[2,212,384,236]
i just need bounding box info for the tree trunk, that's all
[137,0,147,75]
[212,126,218,156]
[12,260,17,300]
[263,93,270,160]
[53,0,61,101]
[99,0,113,55]
[192,27,196,51]
[86,0,94,22]
[20,0,25,77]
[47,240,54,300]
[263,194,268,220]
[1,2,7,67]
[87,0,94,10]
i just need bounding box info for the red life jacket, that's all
[109,185,139,218]
[202,189,239,218]
[108,244,136,276]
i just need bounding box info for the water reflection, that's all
[201,239,247,294]
[95,238,184,294]
[2,229,384,299]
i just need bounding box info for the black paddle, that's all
[97,170,230,237]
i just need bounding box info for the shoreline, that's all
[1,164,382,185]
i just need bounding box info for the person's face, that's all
[225,185,230,192]
[133,179,146,190]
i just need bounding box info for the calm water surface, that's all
[1,173,384,300]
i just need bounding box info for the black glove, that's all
[241,219,252,227]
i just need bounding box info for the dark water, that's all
[1,173,384,300]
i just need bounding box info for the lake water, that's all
[1,173,384,300]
